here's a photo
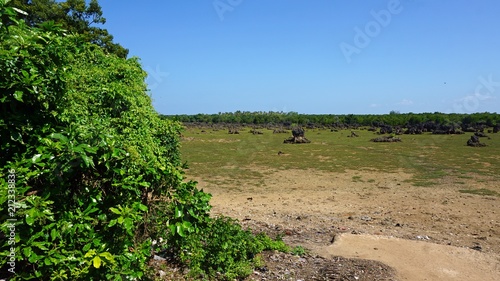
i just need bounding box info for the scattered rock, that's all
[273,128,289,134]
[250,129,263,135]
[467,135,487,147]
[348,131,359,137]
[370,136,402,142]
[416,235,430,240]
[153,255,166,261]
[471,245,482,251]
[360,216,372,221]
[474,131,488,137]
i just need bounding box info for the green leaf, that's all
[81,154,94,168]
[112,148,123,157]
[109,207,120,215]
[176,224,185,237]
[72,144,84,153]
[137,204,148,212]
[50,133,68,143]
[23,247,33,257]
[108,219,117,227]
[26,215,34,226]
[123,218,133,231]
[83,205,99,215]
[95,240,104,250]
[50,228,58,241]
[83,243,92,252]
[99,252,114,262]
[12,7,28,16]
[33,242,49,250]
[84,249,96,258]
[174,206,183,218]
[168,224,176,236]
[187,208,198,219]
[182,221,192,229]
[117,217,124,224]
[93,256,102,268]
[44,257,52,265]
[28,253,41,263]
[32,154,42,163]
[13,90,23,102]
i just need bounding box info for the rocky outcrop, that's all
[467,135,486,147]
[284,127,311,144]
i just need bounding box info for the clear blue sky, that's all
[98,0,500,115]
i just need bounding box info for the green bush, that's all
[170,216,290,280]
[0,2,291,280]
[0,2,184,279]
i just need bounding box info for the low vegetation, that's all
[459,188,500,197]
[180,127,499,189]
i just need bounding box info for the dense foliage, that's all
[165,111,500,128]
[9,0,128,58]
[0,2,288,280]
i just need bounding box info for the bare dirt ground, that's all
[194,168,500,281]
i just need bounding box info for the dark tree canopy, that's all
[11,0,128,58]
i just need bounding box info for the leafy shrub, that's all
[168,216,290,280]
[0,2,291,280]
[0,2,184,279]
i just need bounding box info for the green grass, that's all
[459,188,500,197]
[352,175,364,182]
[180,127,500,187]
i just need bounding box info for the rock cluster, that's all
[228,128,239,134]
[249,129,263,135]
[348,131,359,137]
[467,135,486,147]
[370,136,402,142]
[284,127,311,144]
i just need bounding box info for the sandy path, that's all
[320,233,500,281]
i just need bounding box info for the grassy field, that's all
[180,127,500,191]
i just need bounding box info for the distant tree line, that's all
[162,111,500,128]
